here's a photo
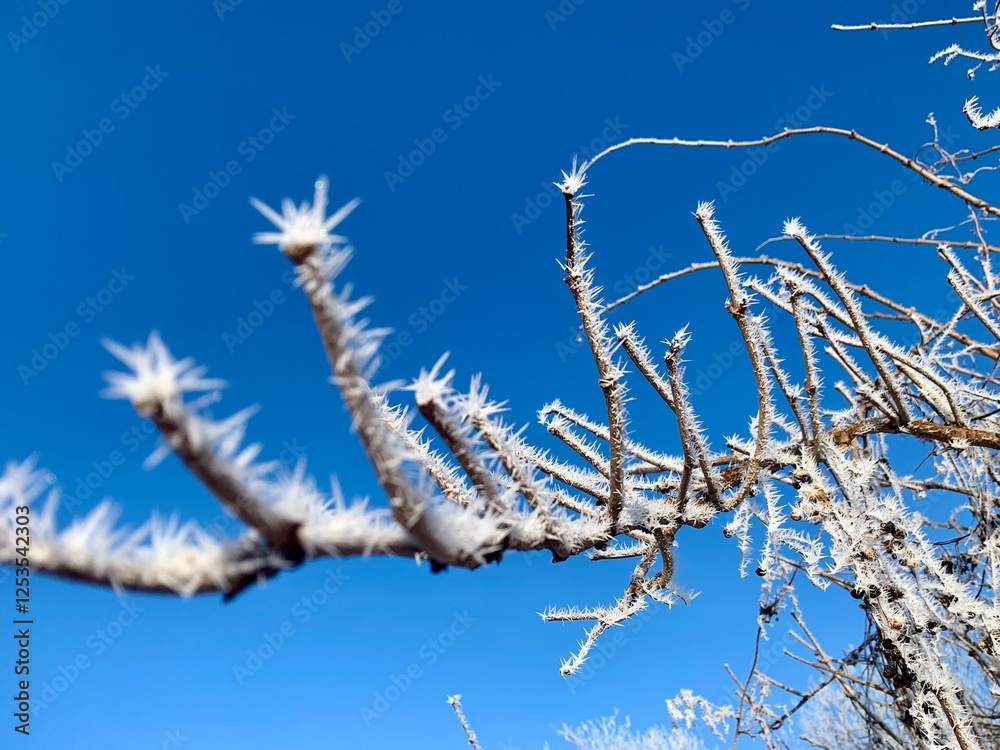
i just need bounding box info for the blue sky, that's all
[1,1,993,748]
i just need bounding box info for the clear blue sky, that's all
[0,1,991,748]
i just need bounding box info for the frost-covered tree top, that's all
[5,4,1000,748]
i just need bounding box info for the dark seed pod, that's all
[937,593,957,607]
[850,587,866,599]
[881,638,900,656]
